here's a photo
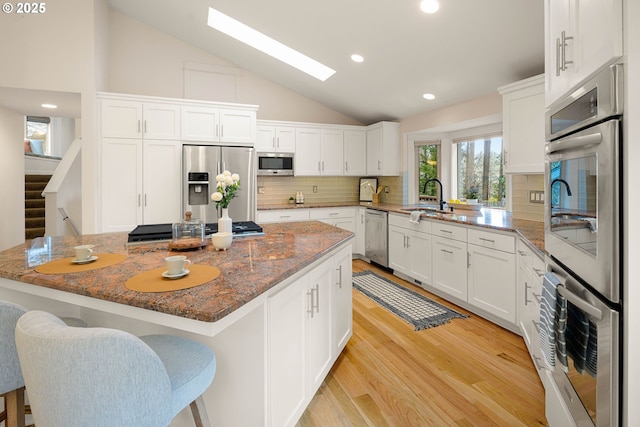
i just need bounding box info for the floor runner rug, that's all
[352,270,469,331]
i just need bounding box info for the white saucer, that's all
[72,256,98,264]
[162,269,190,279]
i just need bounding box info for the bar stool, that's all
[1,301,88,427]
[15,310,216,427]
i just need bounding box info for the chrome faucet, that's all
[422,178,446,210]
[551,178,572,196]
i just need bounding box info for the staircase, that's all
[25,174,51,240]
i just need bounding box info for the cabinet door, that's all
[268,275,307,427]
[544,0,572,105]
[306,258,333,393]
[388,226,409,274]
[343,130,367,176]
[219,108,256,145]
[142,140,182,225]
[468,244,516,324]
[101,138,142,232]
[275,127,296,152]
[181,106,219,142]
[256,126,276,152]
[408,230,432,286]
[517,262,536,348]
[295,128,321,175]
[432,236,468,300]
[101,100,142,139]
[366,126,383,175]
[332,246,353,355]
[354,207,366,256]
[142,103,181,140]
[321,129,344,175]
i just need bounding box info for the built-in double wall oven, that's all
[543,63,623,427]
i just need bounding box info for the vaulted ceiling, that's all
[107,0,544,125]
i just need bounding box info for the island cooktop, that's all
[127,221,264,243]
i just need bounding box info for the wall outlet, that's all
[258,187,265,194]
[313,185,318,193]
[529,190,544,204]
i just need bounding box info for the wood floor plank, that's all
[297,260,547,427]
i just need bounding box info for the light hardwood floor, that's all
[297,260,547,427]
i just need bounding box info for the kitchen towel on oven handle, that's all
[540,271,563,369]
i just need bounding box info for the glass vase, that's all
[218,207,232,233]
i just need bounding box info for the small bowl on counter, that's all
[211,232,233,251]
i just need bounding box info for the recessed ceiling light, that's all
[207,7,336,81]
[422,93,436,100]
[420,0,440,14]
[41,103,57,109]
[351,54,364,63]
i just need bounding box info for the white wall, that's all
[0,106,25,251]
[623,0,639,425]
[107,9,361,126]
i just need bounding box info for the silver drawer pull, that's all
[479,237,495,243]
[439,229,452,234]
[440,249,453,254]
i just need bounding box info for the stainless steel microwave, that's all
[257,153,294,176]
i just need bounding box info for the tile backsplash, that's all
[257,176,403,205]
[511,174,544,222]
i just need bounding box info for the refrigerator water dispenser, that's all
[187,172,209,206]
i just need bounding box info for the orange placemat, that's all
[35,254,128,274]
[125,264,220,292]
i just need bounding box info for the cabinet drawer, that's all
[388,213,431,234]
[468,229,514,254]
[257,209,310,223]
[431,222,467,242]
[309,208,354,220]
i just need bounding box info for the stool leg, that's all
[4,387,26,427]
[189,396,211,427]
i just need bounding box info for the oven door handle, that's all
[557,284,603,320]
[546,132,602,154]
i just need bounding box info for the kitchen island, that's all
[0,221,354,427]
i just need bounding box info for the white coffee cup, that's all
[165,255,192,275]
[74,245,94,261]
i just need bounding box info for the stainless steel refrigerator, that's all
[183,145,256,224]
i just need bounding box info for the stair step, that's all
[25,174,52,183]
[25,199,45,209]
[25,182,48,191]
[25,208,45,218]
[26,227,45,240]
[25,190,44,200]
[25,217,45,228]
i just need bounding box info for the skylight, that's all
[207,7,336,82]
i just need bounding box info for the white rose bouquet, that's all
[211,170,240,209]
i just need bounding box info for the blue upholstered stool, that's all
[1,301,87,427]
[15,310,216,427]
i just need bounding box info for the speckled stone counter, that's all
[259,201,546,254]
[0,221,354,323]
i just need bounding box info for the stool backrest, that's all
[0,301,27,394]
[15,310,174,427]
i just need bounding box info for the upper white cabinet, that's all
[101,100,180,140]
[499,75,545,174]
[544,0,622,106]
[256,125,296,152]
[295,127,344,176]
[366,121,400,176]
[343,130,367,176]
[181,106,256,145]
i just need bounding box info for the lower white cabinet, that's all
[388,214,432,286]
[267,245,352,427]
[257,209,310,223]
[431,235,468,300]
[354,207,366,256]
[309,208,355,233]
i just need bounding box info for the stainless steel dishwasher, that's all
[364,208,388,267]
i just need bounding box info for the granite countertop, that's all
[258,201,545,254]
[0,222,353,323]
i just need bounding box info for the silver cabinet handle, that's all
[533,268,545,277]
[517,250,527,257]
[318,161,321,172]
[467,252,471,268]
[276,137,279,148]
[137,120,141,133]
[307,288,314,318]
[279,215,291,219]
[532,355,545,371]
[138,194,141,207]
[220,124,224,138]
[312,284,319,314]
[439,229,452,234]
[144,120,147,134]
[406,235,411,248]
[556,36,562,76]
[479,237,495,243]
[441,249,453,254]
[345,161,348,172]
[560,30,574,72]
[336,265,343,288]
[378,160,381,171]
[524,282,531,305]
[216,124,219,138]
[144,194,147,207]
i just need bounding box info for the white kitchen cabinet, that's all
[101,100,180,140]
[366,121,400,176]
[467,228,516,324]
[100,138,182,232]
[432,235,468,300]
[343,130,367,176]
[544,0,622,106]
[256,125,296,153]
[388,214,432,286]
[499,75,545,174]
[257,209,310,223]
[267,247,351,427]
[181,105,256,145]
[294,128,344,176]
[354,207,366,256]
[332,245,353,355]
[309,208,355,233]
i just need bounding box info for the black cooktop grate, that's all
[127,221,263,243]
